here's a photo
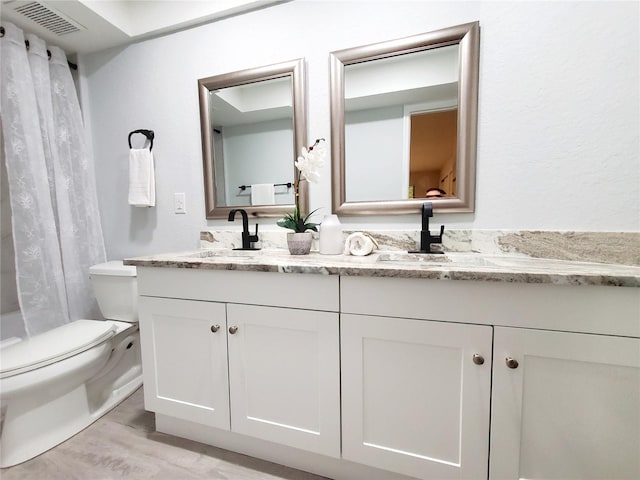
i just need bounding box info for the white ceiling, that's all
[1,0,285,55]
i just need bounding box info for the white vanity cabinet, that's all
[137,268,341,458]
[341,276,640,480]
[341,313,493,480]
[490,327,640,480]
[133,263,640,480]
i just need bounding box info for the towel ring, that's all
[128,129,154,151]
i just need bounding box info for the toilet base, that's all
[0,325,142,468]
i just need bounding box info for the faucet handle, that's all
[432,225,445,243]
[249,223,259,243]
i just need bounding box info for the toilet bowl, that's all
[0,261,143,468]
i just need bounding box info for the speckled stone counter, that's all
[200,229,640,266]
[125,249,640,288]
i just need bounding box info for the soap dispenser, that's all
[319,214,343,255]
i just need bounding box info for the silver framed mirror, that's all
[330,22,479,215]
[198,59,307,219]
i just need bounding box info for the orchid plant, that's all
[277,138,326,233]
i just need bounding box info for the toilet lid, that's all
[0,320,116,379]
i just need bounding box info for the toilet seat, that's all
[0,320,116,379]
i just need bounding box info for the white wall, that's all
[222,119,295,206]
[346,106,405,201]
[79,0,640,259]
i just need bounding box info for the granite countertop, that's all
[124,249,640,287]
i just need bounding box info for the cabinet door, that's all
[341,314,493,480]
[139,296,230,430]
[491,327,640,480]
[226,304,340,457]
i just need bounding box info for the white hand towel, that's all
[128,148,155,207]
[251,183,275,205]
[344,232,378,256]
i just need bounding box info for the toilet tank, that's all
[89,261,138,322]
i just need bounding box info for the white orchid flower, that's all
[278,138,325,234]
[295,143,325,183]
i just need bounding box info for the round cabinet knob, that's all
[506,356,519,369]
[210,325,220,333]
[228,326,238,335]
[472,354,485,365]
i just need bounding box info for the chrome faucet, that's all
[228,209,260,250]
[409,202,444,254]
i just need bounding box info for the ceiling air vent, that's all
[13,1,84,36]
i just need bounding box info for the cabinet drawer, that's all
[341,276,640,337]
[138,267,339,312]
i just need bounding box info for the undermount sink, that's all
[376,252,450,264]
[184,249,265,259]
[375,252,495,267]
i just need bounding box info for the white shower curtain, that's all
[1,22,106,337]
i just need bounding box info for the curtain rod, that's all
[0,26,78,71]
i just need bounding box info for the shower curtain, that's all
[0,22,106,337]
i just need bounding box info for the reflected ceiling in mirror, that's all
[198,59,306,219]
[330,22,479,215]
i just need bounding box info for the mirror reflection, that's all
[330,22,479,215]
[210,76,294,207]
[344,45,459,202]
[198,59,306,219]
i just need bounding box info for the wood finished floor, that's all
[1,387,330,480]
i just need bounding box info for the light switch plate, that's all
[174,193,186,214]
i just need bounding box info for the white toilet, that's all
[0,261,143,468]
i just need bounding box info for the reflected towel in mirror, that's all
[251,183,275,205]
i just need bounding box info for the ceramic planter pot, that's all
[287,232,313,255]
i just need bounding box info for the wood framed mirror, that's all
[198,59,307,219]
[330,22,479,215]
